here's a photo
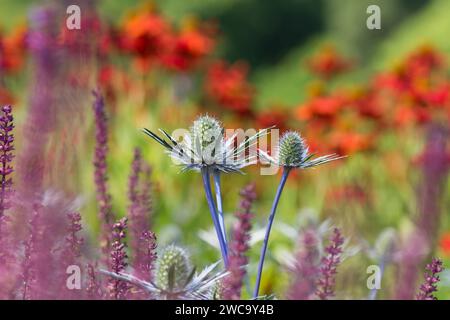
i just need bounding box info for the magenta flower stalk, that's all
[61,212,84,299]
[63,212,84,265]
[315,227,344,300]
[135,230,157,282]
[0,105,14,221]
[396,124,449,299]
[222,184,256,300]
[416,258,444,300]
[108,217,129,299]
[92,90,113,256]
[287,229,320,300]
[86,263,104,299]
[254,131,342,298]
[128,148,145,257]
[21,208,40,300]
[17,7,58,199]
[0,105,14,267]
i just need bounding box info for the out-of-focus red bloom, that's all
[307,45,352,79]
[350,88,385,120]
[0,87,15,106]
[329,131,373,155]
[439,233,450,256]
[205,60,254,114]
[326,184,368,204]
[161,19,215,72]
[121,9,172,71]
[255,108,288,132]
[295,93,346,122]
[0,25,27,75]
[59,13,102,53]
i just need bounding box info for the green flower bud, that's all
[155,245,192,291]
[278,131,308,166]
[191,115,223,150]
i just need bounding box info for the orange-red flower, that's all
[161,19,215,72]
[307,45,352,79]
[439,233,450,257]
[0,25,27,75]
[255,108,289,132]
[121,9,172,70]
[205,60,254,114]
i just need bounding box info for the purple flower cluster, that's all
[396,124,449,299]
[315,227,344,300]
[288,229,320,300]
[128,147,154,275]
[109,217,129,299]
[63,212,84,265]
[92,90,113,254]
[222,183,256,300]
[0,105,14,221]
[416,258,444,300]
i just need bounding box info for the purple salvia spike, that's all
[315,227,344,300]
[396,124,449,299]
[86,263,104,299]
[108,217,129,299]
[0,105,14,220]
[287,228,320,300]
[222,183,256,300]
[0,105,14,269]
[416,258,444,300]
[92,90,114,260]
[17,7,59,200]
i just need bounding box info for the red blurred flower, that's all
[0,25,27,75]
[326,184,368,204]
[205,60,254,114]
[295,93,346,123]
[439,233,450,256]
[255,108,289,132]
[161,19,215,72]
[307,45,352,79]
[329,131,373,155]
[121,9,172,71]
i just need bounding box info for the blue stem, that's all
[253,167,291,298]
[213,170,227,245]
[201,167,228,267]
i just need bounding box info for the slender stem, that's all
[213,170,227,245]
[201,167,228,267]
[253,167,291,298]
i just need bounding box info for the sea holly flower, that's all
[100,245,228,300]
[254,131,344,298]
[143,115,271,267]
[259,131,342,169]
[143,115,270,173]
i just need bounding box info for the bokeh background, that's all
[0,0,449,299]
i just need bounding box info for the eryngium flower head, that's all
[191,115,223,151]
[259,131,343,169]
[155,245,192,291]
[100,245,228,300]
[143,114,271,173]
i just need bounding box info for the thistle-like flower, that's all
[143,114,270,173]
[259,131,342,169]
[100,245,228,300]
[155,245,192,292]
[143,115,271,267]
[254,131,343,298]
